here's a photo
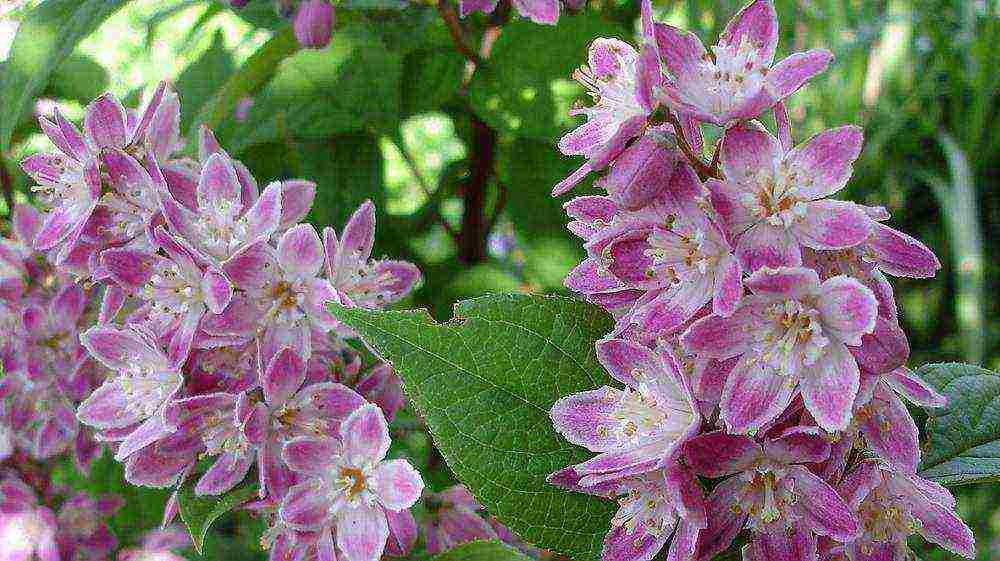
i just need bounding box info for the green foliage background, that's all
[0,0,997,559]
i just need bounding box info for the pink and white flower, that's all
[279,404,423,561]
[682,266,877,433]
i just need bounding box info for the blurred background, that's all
[0,0,996,559]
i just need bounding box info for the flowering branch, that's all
[438,0,481,65]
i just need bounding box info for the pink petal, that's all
[304,278,341,330]
[197,153,243,214]
[605,137,678,210]
[115,413,177,461]
[195,451,253,495]
[101,248,155,291]
[698,478,748,561]
[146,87,181,161]
[282,437,339,476]
[340,201,376,264]
[859,386,919,473]
[799,343,860,432]
[602,519,668,561]
[280,482,332,530]
[596,338,656,387]
[720,122,780,185]
[511,0,559,24]
[385,509,417,557]
[653,24,707,83]
[630,281,711,340]
[373,459,423,511]
[883,367,947,408]
[336,505,389,561]
[167,305,202,368]
[264,348,306,407]
[684,431,759,478]
[459,0,499,16]
[341,404,390,464]
[278,180,317,230]
[736,223,802,272]
[559,118,615,157]
[202,269,233,315]
[745,524,817,561]
[278,224,325,278]
[243,181,283,240]
[81,326,164,372]
[791,200,872,251]
[564,258,623,294]
[200,294,260,337]
[49,283,86,327]
[787,466,860,541]
[720,356,795,434]
[816,275,878,346]
[766,49,834,101]
[77,381,142,429]
[680,307,753,359]
[550,388,621,453]
[33,199,94,251]
[720,0,779,65]
[784,125,863,200]
[373,260,421,303]
[712,254,743,317]
[747,266,821,300]
[851,317,909,375]
[866,223,940,278]
[12,204,41,243]
[763,426,831,465]
[222,239,275,290]
[84,93,128,148]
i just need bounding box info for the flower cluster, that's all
[549,2,974,561]
[9,84,427,561]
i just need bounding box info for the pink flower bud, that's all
[294,0,334,49]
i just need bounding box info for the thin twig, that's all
[666,112,722,181]
[388,135,459,241]
[437,0,481,65]
[486,181,507,234]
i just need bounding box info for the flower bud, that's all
[293,0,334,49]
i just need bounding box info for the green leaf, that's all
[917,362,1000,486]
[177,476,258,555]
[193,25,299,138]
[45,53,109,103]
[175,29,236,134]
[329,294,616,559]
[0,0,127,150]
[401,48,465,117]
[468,15,628,142]
[300,132,386,230]
[228,26,401,154]
[430,541,533,561]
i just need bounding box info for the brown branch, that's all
[457,115,497,264]
[438,0,481,65]
[0,155,13,214]
[666,112,723,181]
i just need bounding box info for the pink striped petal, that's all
[766,49,834,101]
[720,122,780,185]
[264,348,306,407]
[551,387,621,453]
[720,356,795,434]
[278,224,325,278]
[373,459,423,511]
[84,93,128,148]
[792,200,872,251]
[336,505,389,561]
[341,404,390,464]
[816,275,878,346]
[101,248,156,291]
[787,466,860,541]
[278,180,317,230]
[197,153,243,213]
[281,481,332,530]
[883,367,947,408]
[866,223,940,278]
[720,0,779,65]
[684,431,759,477]
[202,269,233,315]
[785,125,863,200]
[195,451,253,495]
[799,344,860,432]
[282,437,339,476]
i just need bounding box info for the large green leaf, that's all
[917,363,1000,486]
[330,294,616,560]
[469,15,628,142]
[0,0,127,150]
[193,25,299,138]
[228,26,400,154]
[46,53,109,103]
[430,541,533,561]
[177,476,258,555]
[175,29,236,134]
